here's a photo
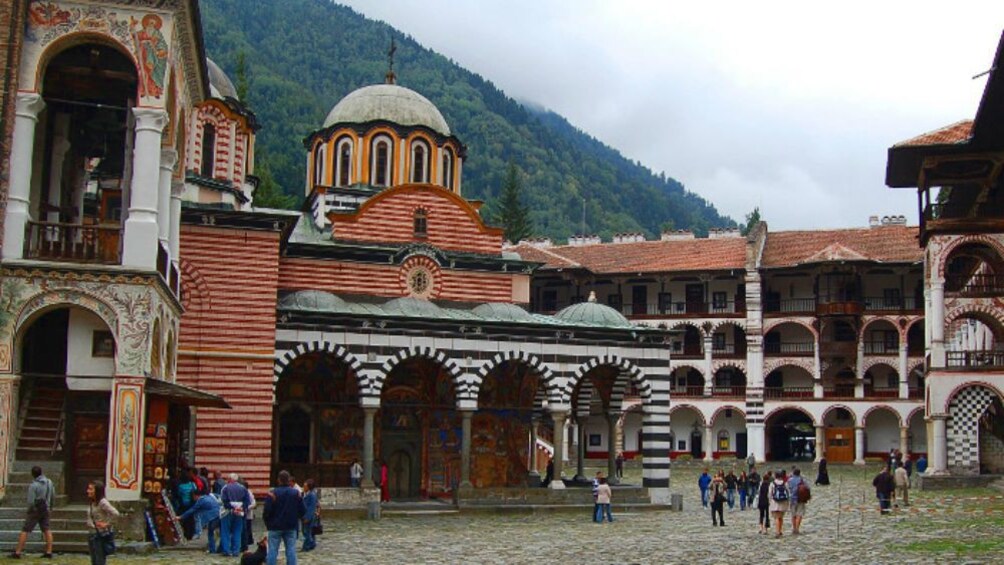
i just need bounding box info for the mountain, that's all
[199,0,736,239]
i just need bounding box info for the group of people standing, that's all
[171,466,258,556]
[872,450,925,514]
[699,462,813,537]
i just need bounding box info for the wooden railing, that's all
[763,387,813,399]
[24,221,121,264]
[945,273,1004,296]
[764,341,814,355]
[946,350,1004,369]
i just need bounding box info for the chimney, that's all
[567,234,601,246]
[661,230,695,241]
[612,232,646,244]
[520,237,553,248]
[868,215,880,228]
[708,227,742,239]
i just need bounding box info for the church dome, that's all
[322,84,450,135]
[278,290,347,312]
[554,292,633,328]
[382,296,445,318]
[206,58,238,100]
[473,302,535,323]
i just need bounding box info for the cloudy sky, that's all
[339,1,1003,230]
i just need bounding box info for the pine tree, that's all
[741,206,762,236]
[234,51,250,102]
[252,154,297,209]
[495,162,533,244]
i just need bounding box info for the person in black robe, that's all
[815,457,830,485]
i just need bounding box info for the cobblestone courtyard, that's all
[7,463,1004,564]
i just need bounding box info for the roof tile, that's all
[762,225,921,268]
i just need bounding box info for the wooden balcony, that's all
[763,387,813,399]
[24,221,122,264]
[711,386,746,398]
[946,350,1004,370]
[945,273,1004,297]
[671,386,705,398]
[763,341,814,356]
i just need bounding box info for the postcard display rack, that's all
[143,398,181,544]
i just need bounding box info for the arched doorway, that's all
[669,406,705,459]
[864,407,900,459]
[823,406,857,463]
[765,408,814,461]
[948,385,1004,474]
[473,360,542,487]
[273,352,362,487]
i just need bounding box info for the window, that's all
[833,321,856,342]
[712,291,728,311]
[413,208,428,237]
[336,137,353,187]
[313,143,326,186]
[91,331,114,357]
[411,140,429,183]
[883,288,902,308]
[717,430,730,451]
[712,333,726,352]
[658,292,673,314]
[371,136,393,186]
[589,434,602,447]
[442,147,454,190]
[200,123,216,178]
[607,293,623,311]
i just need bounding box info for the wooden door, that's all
[70,415,108,502]
[825,428,854,463]
[685,284,705,314]
[632,285,648,315]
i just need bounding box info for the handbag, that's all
[311,519,323,536]
[92,530,115,555]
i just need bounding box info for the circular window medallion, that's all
[407,267,433,298]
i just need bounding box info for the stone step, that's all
[0,529,92,544]
[14,448,59,461]
[0,506,87,520]
[9,461,63,473]
[17,438,57,449]
[1,542,91,555]
[0,493,70,509]
[0,517,82,531]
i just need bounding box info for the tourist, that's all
[196,467,211,495]
[815,457,830,485]
[698,468,712,508]
[174,469,197,539]
[211,470,226,495]
[301,479,319,551]
[221,473,253,556]
[380,460,390,503]
[241,479,257,553]
[175,489,221,553]
[916,454,928,475]
[756,471,773,534]
[542,457,554,488]
[709,471,727,526]
[264,470,306,565]
[592,472,603,522]
[747,467,761,509]
[725,469,738,510]
[787,467,809,535]
[595,476,614,523]
[8,465,54,559]
[894,461,910,507]
[872,466,895,514]
[746,453,756,473]
[737,471,749,510]
[904,456,914,487]
[350,459,364,488]
[615,452,625,479]
[289,474,304,496]
[768,469,790,537]
[85,480,119,565]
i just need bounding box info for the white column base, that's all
[122,213,160,269]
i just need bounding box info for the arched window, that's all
[336,137,353,187]
[414,208,428,237]
[717,429,730,451]
[441,147,454,190]
[410,140,429,183]
[371,136,393,187]
[313,143,326,186]
[200,123,216,178]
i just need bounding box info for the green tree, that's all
[251,154,297,209]
[741,206,762,236]
[235,50,250,102]
[495,162,533,243]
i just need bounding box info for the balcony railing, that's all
[671,386,705,397]
[823,384,856,399]
[763,387,813,399]
[867,388,899,399]
[711,386,746,397]
[764,341,814,355]
[763,298,815,314]
[711,344,747,357]
[908,387,923,399]
[863,341,899,355]
[945,273,1004,296]
[619,301,745,317]
[863,296,920,311]
[24,221,121,264]
[946,350,1004,369]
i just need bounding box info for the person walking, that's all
[380,460,390,503]
[85,481,119,565]
[9,465,54,559]
[221,473,253,556]
[349,459,363,488]
[815,457,830,485]
[904,456,914,487]
[698,468,712,508]
[724,469,738,510]
[300,479,319,552]
[787,467,809,535]
[591,472,603,522]
[615,452,625,479]
[737,471,749,511]
[595,477,614,522]
[872,466,895,514]
[542,457,554,488]
[747,467,761,509]
[746,453,756,473]
[894,461,910,507]
[264,470,306,565]
[709,471,726,527]
[175,490,221,553]
[768,469,790,537]
[756,471,773,534]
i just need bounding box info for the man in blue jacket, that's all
[220,473,253,557]
[698,468,712,508]
[175,490,221,553]
[264,470,306,565]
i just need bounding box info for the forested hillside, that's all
[200,0,735,239]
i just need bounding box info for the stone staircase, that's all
[15,377,67,462]
[0,462,91,554]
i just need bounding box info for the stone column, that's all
[549,408,568,489]
[900,426,910,459]
[361,403,377,487]
[746,422,765,464]
[157,149,177,248]
[815,425,825,462]
[703,425,714,462]
[0,375,22,499]
[529,416,539,474]
[122,108,169,269]
[3,94,45,260]
[855,341,865,398]
[460,408,474,488]
[170,181,183,267]
[607,412,619,485]
[930,415,948,474]
[575,418,587,481]
[898,344,910,399]
[106,378,147,501]
[853,426,865,465]
[45,115,71,224]
[930,280,945,367]
[703,335,714,395]
[813,336,823,398]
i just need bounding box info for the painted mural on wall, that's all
[0,267,175,376]
[22,1,174,104]
[471,361,538,487]
[108,378,144,491]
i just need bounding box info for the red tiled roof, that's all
[512,238,747,274]
[893,120,973,147]
[762,225,921,268]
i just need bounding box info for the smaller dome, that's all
[554,293,633,328]
[278,290,347,312]
[473,303,535,323]
[382,296,444,318]
[323,84,450,135]
[207,58,238,100]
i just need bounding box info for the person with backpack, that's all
[787,467,810,534]
[768,469,790,537]
[8,465,54,559]
[756,471,773,534]
[709,471,727,527]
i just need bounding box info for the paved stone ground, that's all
[6,462,1004,564]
